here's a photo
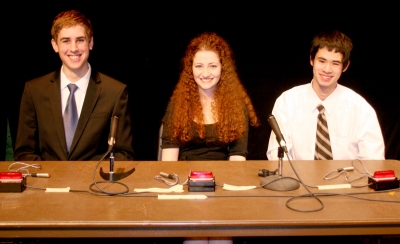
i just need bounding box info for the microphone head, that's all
[267,115,284,142]
[268,115,288,153]
[108,116,119,148]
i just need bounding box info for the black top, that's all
[161,105,248,161]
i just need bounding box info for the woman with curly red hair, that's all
[161,32,259,161]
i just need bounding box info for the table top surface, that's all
[1,160,399,238]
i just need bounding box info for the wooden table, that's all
[0,160,399,238]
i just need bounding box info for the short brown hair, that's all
[51,10,93,42]
[310,30,353,68]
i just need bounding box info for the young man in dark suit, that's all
[14,10,134,161]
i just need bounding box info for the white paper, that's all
[317,184,351,190]
[158,194,207,200]
[134,184,184,193]
[223,183,257,191]
[45,187,70,192]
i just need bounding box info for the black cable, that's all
[282,152,325,212]
[21,157,400,209]
[90,148,131,196]
[259,176,300,189]
[23,183,400,204]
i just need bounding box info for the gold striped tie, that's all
[314,104,333,160]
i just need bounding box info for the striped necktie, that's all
[314,104,333,160]
[63,84,79,153]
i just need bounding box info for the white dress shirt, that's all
[267,82,385,160]
[60,64,91,118]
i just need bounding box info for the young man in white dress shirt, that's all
[267,30,385,160]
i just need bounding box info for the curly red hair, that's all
[165,32,259,144]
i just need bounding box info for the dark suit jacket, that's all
[14,70,134,161]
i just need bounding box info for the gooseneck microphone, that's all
[268,115,287,153]
[108,116,119,150]
[99,115,135,182]
[260,114,300,191]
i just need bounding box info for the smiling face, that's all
[310,47,349,99]
[192,50,221,96]
[51,25,93,80]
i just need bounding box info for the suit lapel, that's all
[69,71,102,159]
[48,72,69,159]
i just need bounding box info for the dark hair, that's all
[310,30,353,68]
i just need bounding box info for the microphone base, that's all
[100,167,135,181]
[260,175,300,191]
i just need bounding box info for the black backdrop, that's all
[3,2,399,160]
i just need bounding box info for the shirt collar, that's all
[307,80,341,115]
[322,85,341,115]
[60,63,91,93]
[307,81,322,113]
